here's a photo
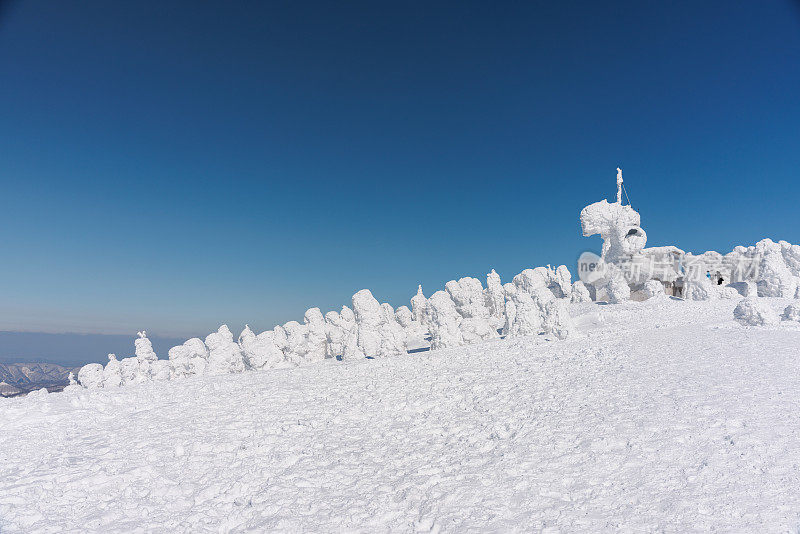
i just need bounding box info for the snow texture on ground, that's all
[2,298,800,532]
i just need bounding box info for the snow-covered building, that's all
[578,168,798,300]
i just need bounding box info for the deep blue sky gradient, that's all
[1,1,799,351]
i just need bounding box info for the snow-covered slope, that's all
[2,298,800,532]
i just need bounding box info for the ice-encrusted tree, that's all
[102,353,123,388]
[734,297,779,326]
[513,267,550,295]
[423,290,464,350]
[205,325,245,375]
[642,280,666,300]
[459,317,498,344]
[120,356,140,385]
[603,271,630,304]
[304,308,328,363]
[570,281,592,303]
[502,279,573,339]
[134,330,158,380]
[135,331,157,362]
[326,306,356,359]
[446,277,489,319]
[683,275,716,301]
[552,265,573,298]
[78,363,104,389]
[272,324,289,357]
[238,325,285,369]
[395,304,427,341]
[779,240,800,277]
[381,303,407,351]
[757,240,797,298]
[503,283,542,337]
[485,269,506,322]
[281,321,308,365]
[344,289,407,359]
[150,359,171,381]
[444,277,498,343]
[324,310,345,358]
[394,305,413,328]
[410,285,427,323]
[536,290,574,340]
[168,338,209,379]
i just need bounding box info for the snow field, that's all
[3,298,800,532]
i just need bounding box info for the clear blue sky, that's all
[1,1,798,345]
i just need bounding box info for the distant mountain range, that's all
[0,362,80,397]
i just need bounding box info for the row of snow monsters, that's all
[76,265,585,389]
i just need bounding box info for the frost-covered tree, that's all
[395,305,413,328]
[503,279,572,339]
[78,363,104,389]
[538,295,574,340]
[380,303,407,351]
[135,331,157,363]
[410,285,426,323]
[352,290,382,358]
[324,311,346,359]
[485,269,506,322]
[642,280,666,300]
[119,357,140,385]
[504,286,542,337]
[281,321,308,365]
[570,281,592,303]
[683,276,716,301]
[756,240,797,298]
[459,317,498,344]
[168,338,208,379]
[272,324,289,356]
[446,277,489,319]
[168,344,193,378]
[304,308,328,362]
[150,360,171,381]
[552,265,573,298]
[326,306,357,359]
[501,283,517,337]
[134,330,158,380]
[239,325,285,369]
[423,290,464,350]
[205,325,245,374]
[603,272,630,304]
[513,267,549,295]
[734,297,779,326]
[395,304,427,341]
[779,240,800,277]
[345,289,407,359]
[102,353,123,388]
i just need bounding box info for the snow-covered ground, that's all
[2,298,800,532]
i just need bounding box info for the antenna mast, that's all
[616,167,623,204]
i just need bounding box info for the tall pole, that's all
[616,167,623,204]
